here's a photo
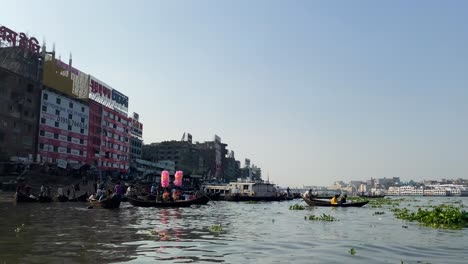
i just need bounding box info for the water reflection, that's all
[1,194,468,263]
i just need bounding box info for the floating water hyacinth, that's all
[391,205,468,229]
[307,214,336,222]
[210,224,223,232]
[349,248,356,255]
[289,204,305,210]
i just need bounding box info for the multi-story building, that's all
[142,140,199,173]
[86,75,131,176]
[87,100,130,175]
[37,89,89,166]
[129,112,143,160]
[0,45,42,161]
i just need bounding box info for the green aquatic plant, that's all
[210,224,223,232]
[307,214,336,222]
[247,201,258,204]
[289,204,305,210]
[391,205,468,229]
[349,248,356,255]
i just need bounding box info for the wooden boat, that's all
[38,196,53,203]
[57,195,69,202]
[127,195,209,208]
[69,193,88,202]
[303,197,369,207]
[89,195,121,209]
[14,193,38,203]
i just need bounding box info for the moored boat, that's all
[38,195,53,203]
[303,197,369,207]
[69,193,88,202]
[14,193,39,203]
[89,194,121,209]
[357,194,385,199]
[127,195,209,208]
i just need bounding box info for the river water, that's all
[0,193,467,264]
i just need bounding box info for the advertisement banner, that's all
[89,75,128,114]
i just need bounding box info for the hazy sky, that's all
[2,0,468,186]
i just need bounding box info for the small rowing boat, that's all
[127,195,209,208]
[88,194,121,209]
[303,197,368,207]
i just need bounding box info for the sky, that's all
[2,0,468,187]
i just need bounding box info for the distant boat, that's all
[303,197,369,207]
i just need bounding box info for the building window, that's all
[81,106,85,112]
[54,133,58,139]
[39,130,45,136]
[39,143,44,150]
[56,109,60,115]
[55,122,59,127]
[53,146,58,152]
[67,148,71,154]
[42,105,47,112]
[68,114,72,119]
[67,136,71,142]
[81,117,85,123]
[41,118,46,124]
[80,139,84,144]
[24,110,29,117]
[69,102,73,108]
[56,98,61,105]
[80,128,84,134]
[43,93,48,100]
[80,150,84,156]
[68,125,72,131]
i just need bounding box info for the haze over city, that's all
[3,0,468,186]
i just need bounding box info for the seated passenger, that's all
[330,194,340,204]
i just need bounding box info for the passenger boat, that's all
[303,197,369,207]
[14,193,38,203]
[38,195,53,203]
[88,195,121,209]
[206,179,284,202]
[127,195,209,208]
[69,193,88,202]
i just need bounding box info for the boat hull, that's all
[128,195,209,208]
[303,197,369,207]
[14,193,38,203]
[38,196,53,203]
[89,195,121,209]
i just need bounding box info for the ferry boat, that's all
[204,179,285,201]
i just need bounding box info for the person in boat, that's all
[150,184,157,195]
[57,187,64,197]
[96,186,104,201]
[330,194,340,205]
[340,194,347,204]
[114,182,123,196]
[162,190,170,201]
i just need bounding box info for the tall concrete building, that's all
[0,46,43,161]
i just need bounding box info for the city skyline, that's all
[3,0,468,186]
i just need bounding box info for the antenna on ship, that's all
[267,172,270,183]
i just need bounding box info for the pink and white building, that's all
[38,89,89,167]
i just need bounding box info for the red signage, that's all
[0,25,40,54]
